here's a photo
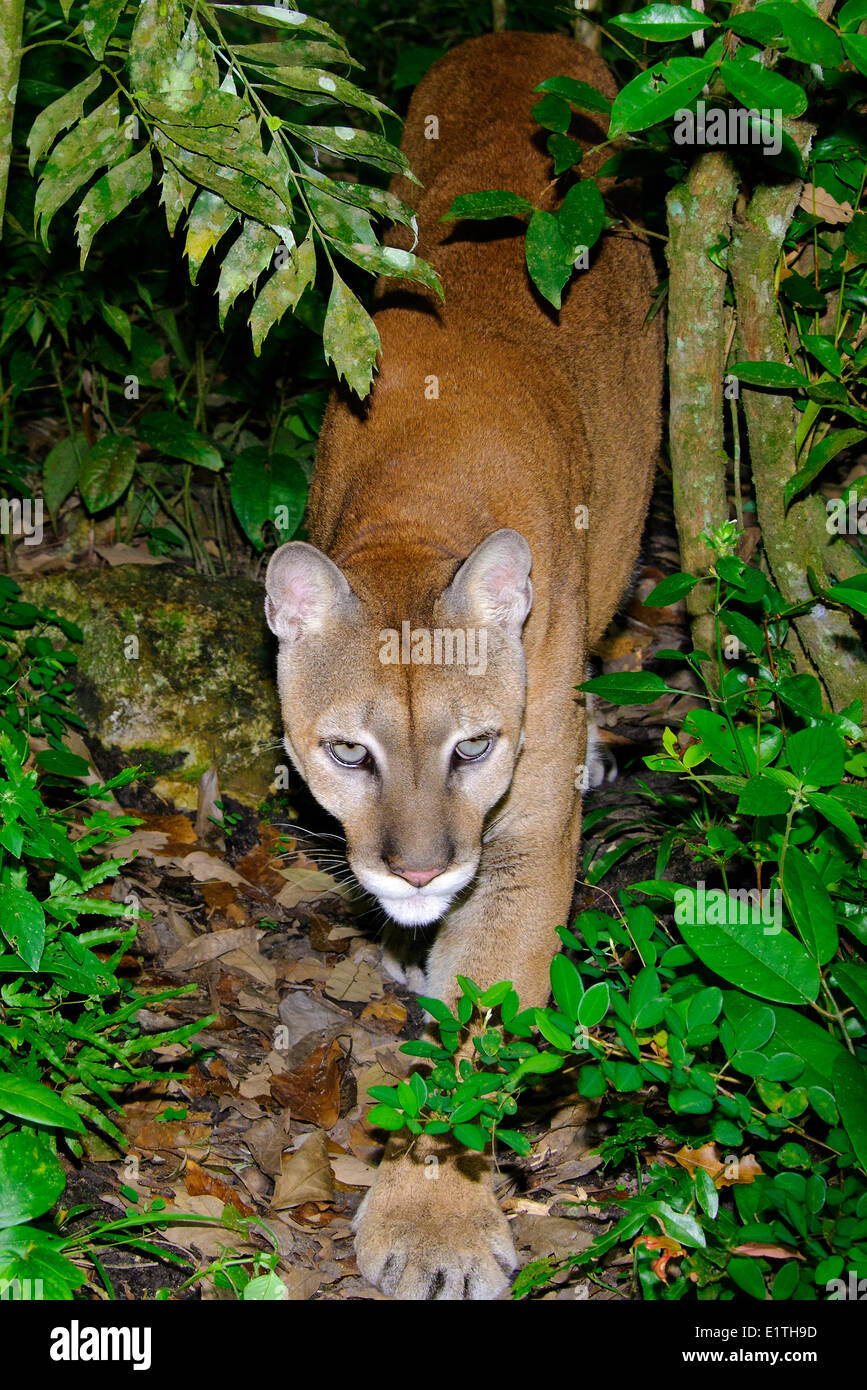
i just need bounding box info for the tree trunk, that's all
[728,130,867,711]
[666,152,739,662]
[0,0,24,238]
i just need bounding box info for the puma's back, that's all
[308,31,663,645]
[265,33,664,1300]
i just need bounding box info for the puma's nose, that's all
[391,865,444,888]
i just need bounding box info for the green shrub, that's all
[0,574,214,1298]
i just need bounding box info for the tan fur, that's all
[265,32,664,1299]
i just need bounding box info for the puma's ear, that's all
[265,542,358,643]
[440,528,533,633]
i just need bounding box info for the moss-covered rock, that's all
[20,566,283,809]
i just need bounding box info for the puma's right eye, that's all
[327,741,370,768]
[454,735,494,763]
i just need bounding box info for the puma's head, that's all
[264,529,532,927]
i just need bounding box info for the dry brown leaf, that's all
[184,1159,256,1216]
[235,825,292,896]
[221,941,276,988]
[244,1117,287,1177]
[275,864,355,909]
[270,1038,344,1127]
[200,882,237,913]
[95,543,170,566]
[139,813,197,847]
[164,926,261,972]
[177,851,249,886]
[732,1241,804,1260]
[324,956,383,1004]
[632,1233,685,1284]
[331,1154,377,1188]
[360,996,407,1032]
[271,1130,335,1210]
[799,183,854,223]
[667,1142,763,1188]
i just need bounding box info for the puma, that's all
[264,31,663,1299]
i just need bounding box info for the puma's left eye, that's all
[327,741,370,768]
[454,736,493,763]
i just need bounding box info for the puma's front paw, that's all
[352,1144,516,1300]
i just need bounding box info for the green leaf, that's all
[525,209,572,309]
[77,147,153,268]
[34,95,131,247]
[137,413,222,472]
[728,1256,767,1300]
[685,708,743,773]
[77,437,137,513]
[785,429,866,507]
[284,123,413,180]
[737,776,791,817]
[397,1080,419,1118]
[579,671,678,705]
[802,334,843,380]
[762,2,842,67]
[36,748,91,780]
[845,212,867,263]
[249,236,317,355]
[533,76,612,114]
[612,5,712,40]
[840,0,867,32]
[0,886,46,970]
[786,726,845,787]
[367,1103,405,1131]
[677,897,819,1005]
[496,1129,532,1156]
[734,1005,776,1052]
[0,1133,66,1229]
[779,270,827,313]
[550,954,582,1022]
[725,993,846,1091]
[82,0,129,59]
[828,579,867,618]
[332,240,443,301]
[643,572,700,606]
[27,71,102,172]
[453,1123,488,1151]
[608,59,718,139]
[42,434,85,517]
[833,1053,867,1174]
[0,1225,83,1298]
[833,963,867,1023]
[730,360,809,390]
[577,981,610,1028]
[806,791,862,847]
[0,1075,83,1132]
[535,1010,574,1050]
[532,93,572,134]
[418,995,457,1026]
[184,190,239,285]
[440,190,535,223]
[409,1072,428,1110]
[323,271,381,397]
[719,56,807,119]
[547,134,584,176]
[557,179,605,256]
[218,222,279,326]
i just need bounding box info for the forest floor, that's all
[60,469,706,1301]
